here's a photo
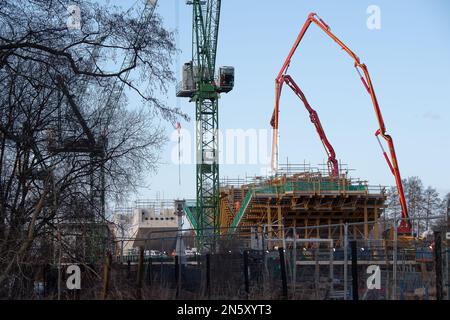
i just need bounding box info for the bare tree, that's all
[385,177,448,236]
[403,177,425,235]
[0,0,184,297]
[435,193,450,229]
[385,185,401,220]
[421,186,440,230]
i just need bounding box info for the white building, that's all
[113,201,179,255]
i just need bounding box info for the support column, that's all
[304,219,308,239]
[257,225,263,250]
[328,218,332,239]
[364,205,369,240]
[316,218,320,238]
[374,207,380,240]
[277,206,282,240]
[267,205,272,249]
[292,223,297,295]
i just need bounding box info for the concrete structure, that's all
[113,200,179,254]
[215,164,387,247]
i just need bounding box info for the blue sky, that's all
[105,0,450,201]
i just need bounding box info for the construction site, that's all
[0,0,449,302]
[108,1,449,300]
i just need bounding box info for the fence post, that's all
[147,257,152,286]
[206,253,211,298]
[350,240,359,301]
[447,238,450,301]
[329,239,334,298]
[434,231,443,300]
[101,252,112,300]
[262,227,267,277]
[292,227,297,295]
[243,250,249,298]
[127,259,131,279]
[393,219,398,300]
[175,255,180,298]
[343,223,348,300]
[136,246,144,300]
[278,247,288,299]
[160,238,163,288]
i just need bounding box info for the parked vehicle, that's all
[144,249,162,257]
[185,247,198,256]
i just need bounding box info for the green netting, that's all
[184,205,198,230]
[254,180,367,194]
[348,184,366,191]
[255,185,283,194]
[230,190,253,231]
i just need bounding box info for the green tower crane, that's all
[177,0,234,250]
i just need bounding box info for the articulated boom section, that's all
[271,75,339,177]
[271,13,411,233]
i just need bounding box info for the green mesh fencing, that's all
[254,180,367,194]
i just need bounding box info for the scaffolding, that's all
[218,163,387,242]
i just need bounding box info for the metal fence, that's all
[108,216,449,300]
[19,216,449,300]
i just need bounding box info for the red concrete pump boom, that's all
[270,75,339,177]
[270,13,411,233]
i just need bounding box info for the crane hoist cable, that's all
[176,122,182,186]
[271,12,411,233]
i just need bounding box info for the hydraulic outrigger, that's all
[271,13,411,234]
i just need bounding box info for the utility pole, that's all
[343,223,348,300]
[175,199,185,295]
[350,240,358,301]
[393,217,398,300]
[434,232,443,300]
[446,197,450,300]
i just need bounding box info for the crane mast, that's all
[179,0,234,250]
[194,0,220,249]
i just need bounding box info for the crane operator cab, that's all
[176,62,234,97]
[217,66,234,93]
